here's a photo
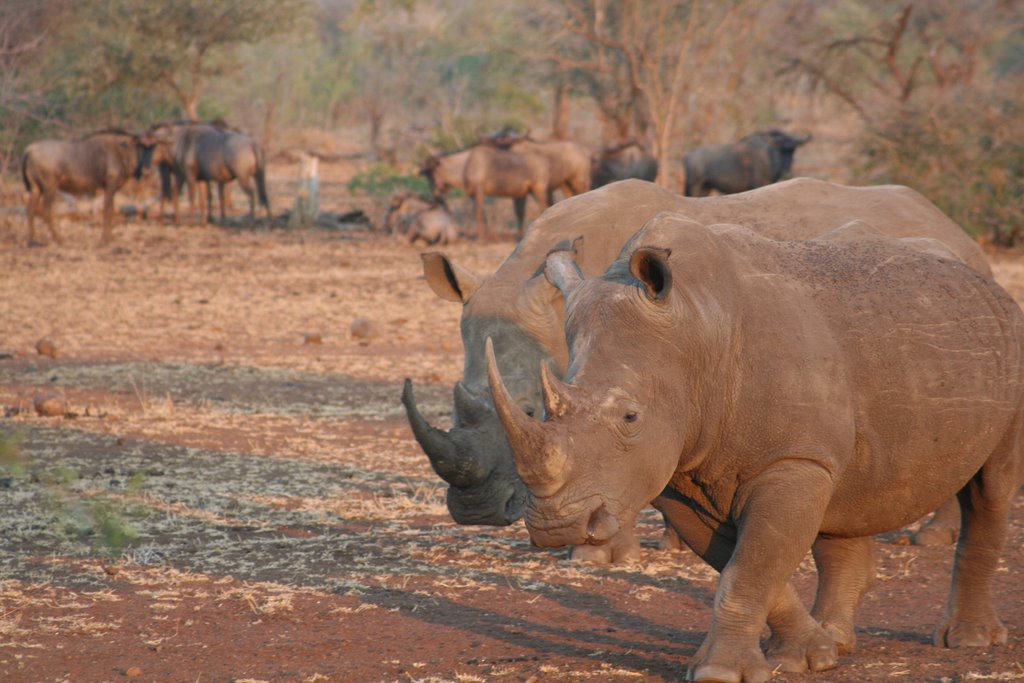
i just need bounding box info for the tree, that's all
[61,0,311,119]
[527,0,770,187]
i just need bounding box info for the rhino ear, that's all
[421,252,482,303]
[544,250,584,298]
[629,247,673,302]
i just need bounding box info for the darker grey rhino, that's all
[403,178,991,562]
[487,214,1024,681]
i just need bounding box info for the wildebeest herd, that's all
[20,119,270,246]
[12,119,1023,682]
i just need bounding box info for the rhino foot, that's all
[658,524,685,551]
[912,523,959,546]
[569,529,642,564]
[687,636,772,683]
[935,617,1008,648]
[766,624,839,673]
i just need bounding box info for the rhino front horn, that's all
[484,338,565,496]
[401,378,476,487]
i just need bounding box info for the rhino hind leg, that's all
[934,429,1021,648]
[809,535,876,653]
[912,497,961,546]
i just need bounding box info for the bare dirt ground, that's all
[0,164,1022,683]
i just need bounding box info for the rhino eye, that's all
[623,411,638,423]
[522,404,535,418]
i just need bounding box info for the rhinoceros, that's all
[402,178,990,561]
[486,214,1024,681]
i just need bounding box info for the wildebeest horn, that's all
[540,361,572,419]
[401,378,482,487]
[485,339,565,495]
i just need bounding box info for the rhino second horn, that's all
[484,338,565,496]
[401,378,468,485]
[539,361,572,419]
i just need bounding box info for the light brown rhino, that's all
[403,178,989,560]
[486,214,1024,681]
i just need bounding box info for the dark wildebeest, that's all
[22,129,157,245]
[383,192,459,246]
[683,129,811,197]
[486,130,591,202]
[151,121,270,226]
[591,140,659,188]
[149,119,241,224]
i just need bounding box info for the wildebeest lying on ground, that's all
[21,129,157,246]
[383,192,459,246]
[590,140,658,188]
[402,178,989,560]
[683,129,811,197]
[150,120,270,226]
[487,216,1023,681]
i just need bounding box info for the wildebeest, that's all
[384,192,459,246]
[150,120,270,225]
[590,140,658,188]
[22,129,157,245]
[485,130,591,201]
[683,129,811,197]
[463,144,549,241]
[488,217,1023,680]
[402,178,990,561]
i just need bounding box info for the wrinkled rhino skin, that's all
[405,178,990,560]
[488,214,1024,681]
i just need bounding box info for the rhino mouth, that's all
[524,494,614,547]
[447,481,526,526]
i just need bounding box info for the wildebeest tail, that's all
[254,144,269,210]
[21,153,31,191]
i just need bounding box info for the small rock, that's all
[350,317,378,341]
[304,333,323,345]
[213,342,226,352]
[125,666,142,677]
[35,338,57,358]
[33,390,67,417]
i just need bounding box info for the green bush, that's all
[347,163,430,199]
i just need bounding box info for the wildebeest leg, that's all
[41,187,62,246]
[655,491,837,677]
[934,424,1021,648]
[236,176,256,225]
[809,536,875,653]
[512,197,526,237]
[473,189,488,242]
[912,497,961,546]
[25,183,41,246]
[528,188,549,237]
[217,182,227,223]
[100,189,115,245]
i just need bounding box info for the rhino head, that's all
[485,214,735,548]
[403,251,569,526]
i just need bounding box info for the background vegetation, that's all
[1,0,1021,241]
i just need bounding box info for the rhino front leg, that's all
[689,463,837,683]
[809,535,876,654]
[655,482,837,681]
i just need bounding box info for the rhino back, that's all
[721,234,1022,534]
